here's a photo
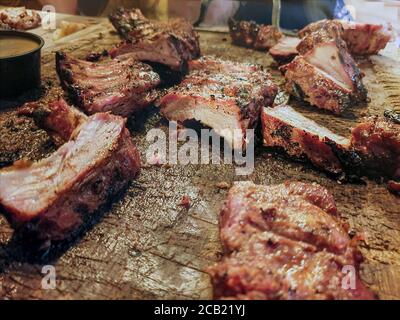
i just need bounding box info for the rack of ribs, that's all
[158,56,278,150]
[0,99,141,246]
[208,181,377,300]
[109,7,200,74]
[56,52,161,117]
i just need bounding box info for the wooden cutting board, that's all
[0,12,400,300]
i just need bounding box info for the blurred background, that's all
[0,0,399,31]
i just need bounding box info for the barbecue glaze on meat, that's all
[0,101,141,245]
[269,37,301,65]
[109,8,200,73]
[56,52,161,117]
[209,181,376,300]
[158,56,278,149]
[282,27,367,114]
[228,18,283,51]
[262,105,350,175]
[0,7,41,30]
[299,19,392,56]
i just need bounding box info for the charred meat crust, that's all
[209,181,376,300]
[228,18,283,51]
[56,51,161,117]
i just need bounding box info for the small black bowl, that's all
[0,30,45,99]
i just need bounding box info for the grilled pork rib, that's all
[109,8,200,73]
[0,102,141,244]
[18,99,87,143]
[351,115,400,180]
[262,105,350,174]
[0,7,41,30]
[282,57,357,114]
[56,52,160,117]
[299,19,392,56]
[209,181,376,300]
[269,37,300,65]
[228,18,283,51]
[282,27,367,114]
[261,105,400,188]
[158,56,278,149]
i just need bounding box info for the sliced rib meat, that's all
[56,52,161,117]
[228,18,283,51]
[269,37,301,65]
[297,28,366,97]
[158,56,278,149]
[109,8,200,73]
[261,105,350,174]
[281,56,353,114]
[0,105,141,244]
[282,27,367,114]
[209,181,377,300]
[299,19,392,56]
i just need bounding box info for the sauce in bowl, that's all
[0,30,44,98]
[0,35,41,58]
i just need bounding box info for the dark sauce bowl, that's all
[0,30,45,99]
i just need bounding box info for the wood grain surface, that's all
[0,12,400,300]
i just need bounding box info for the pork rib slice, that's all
[219,181,345,253]
[109,8,200,72]
[262,105,350,174]
[228,18,283,51]
[297,27,366,96]
[0,7,41,30]
[18,98,87,143]
[209,181,376,300]
[282,27,367,114]
[299,19,392,56]
[209,230,375,300]
[0,105,141,243]
[56,52,161,117]
[158,56,278,149]
[281,53,366,114]
[351,115,400,180]
[269,37,301,65]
